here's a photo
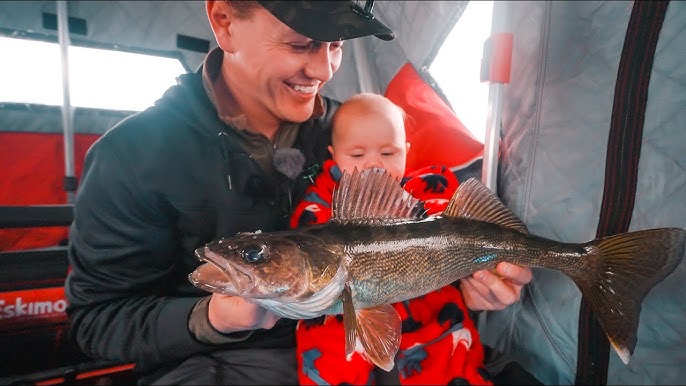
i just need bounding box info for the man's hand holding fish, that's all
[207,294,281,333]
[460,262,533,311]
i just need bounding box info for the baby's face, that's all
[329,104,409,181]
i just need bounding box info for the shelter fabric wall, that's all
[477,2,686,384]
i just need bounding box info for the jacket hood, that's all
[152,68,225,139]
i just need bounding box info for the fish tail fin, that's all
[577,228,684,364]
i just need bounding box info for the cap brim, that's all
[257,0,395,42]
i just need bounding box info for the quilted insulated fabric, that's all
[476,2,686,385]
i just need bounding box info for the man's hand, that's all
[459,262,532,311]
[207,293,281,333]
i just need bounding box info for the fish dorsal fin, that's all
[332,168,424,225]
[443,178,529,234]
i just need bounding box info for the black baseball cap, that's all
[256,0,395,42]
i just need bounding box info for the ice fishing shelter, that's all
[0,0,684,384]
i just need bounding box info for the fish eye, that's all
[242,245,266,263]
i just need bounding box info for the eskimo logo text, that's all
[0,297,67,319]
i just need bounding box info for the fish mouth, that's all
[190,246,253,296]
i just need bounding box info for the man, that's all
[64,1,531,384]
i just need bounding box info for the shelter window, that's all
[429,1,493,143]
[0,36,187,112]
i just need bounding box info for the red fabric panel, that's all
[384,63,484,174]
[0,132,100,251]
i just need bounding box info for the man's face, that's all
[223,6,343,130]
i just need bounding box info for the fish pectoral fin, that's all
[340,285,401,371]
[355,304,401,372]
[341,287,357,357]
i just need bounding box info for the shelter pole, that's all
[482,83,503,191]
[481,1,510,192]
[57,1,76,204]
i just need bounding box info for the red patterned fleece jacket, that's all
[291,159,492,385]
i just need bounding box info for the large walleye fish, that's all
[189,168,685,371]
